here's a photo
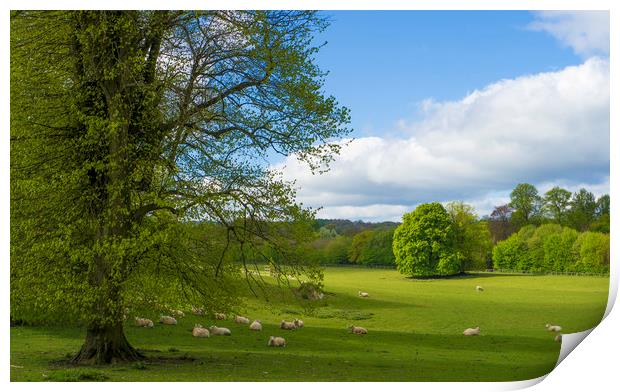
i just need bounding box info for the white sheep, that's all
[192,324,210,338]
[214,312,227,320]
[555,334,562,343]
[268,336,286,347]
[280,320,297,330]
[463,326,480,336]
[209,325,231,336]
[191,306,204,315]
[159,315,177,325]
[293,319,304,328]
[350,325,368,334]
[170,309,185,318]
[358,291,369,297]
[249,320,262,331]
[546,324,562,332]
[475,285,484,292]
[134,317,154,328]
[234,315,250,324]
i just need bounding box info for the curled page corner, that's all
[555,328,595,367]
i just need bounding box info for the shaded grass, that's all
[10,268,608,381]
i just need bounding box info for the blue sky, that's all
[275,11,610,222]
[315,11,583,137]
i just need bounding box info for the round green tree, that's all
[392,203,460,277]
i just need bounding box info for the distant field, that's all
[10,268,609,381]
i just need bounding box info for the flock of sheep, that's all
[133,307,313,348]
[133,283,564,349]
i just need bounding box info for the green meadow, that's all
[10,267,608,382]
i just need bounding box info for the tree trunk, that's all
[72,322,144,365]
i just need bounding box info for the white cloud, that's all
[528,11,609,58]
[275,58,610,222]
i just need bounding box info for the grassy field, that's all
[10,267,609,382]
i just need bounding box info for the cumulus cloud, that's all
[275,58,610,222]
[528,11,609,58]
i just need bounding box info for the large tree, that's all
[567,188,597,231]
[509,183,542,227]
[543,186,572,224]
[11,11,350,364]
[487,204,515,243]
[392,203,460,277]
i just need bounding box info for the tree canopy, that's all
[543,186,572,224]
[446,202,492,272]
[11,10,350,364]
[509,183,542,227]
[392,203,460,277]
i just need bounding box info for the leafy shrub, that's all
[493,223,608,273]
[542,227,578,271]
[571,232,610,273]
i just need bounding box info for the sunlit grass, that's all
[10,268,608,381]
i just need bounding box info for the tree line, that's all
[487,183,609,244]
[306,183,610,277]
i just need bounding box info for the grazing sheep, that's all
[209,325,231,336]
[234,315,250,324]
[280,320,297,330]
[358,291,369,297]
[475,285,484,292]
[214,312,227,320]
[350,326,368,334]
[268,336,286,347]
[463,326,480,336]
[159,315,177,325]
[546,324,562,332]
[293,319,304,328]
[555,334,562,343]
[134,317,154,328]
[192,324,210,338]
[191,306,204,315]
[170,309,185,318]
[249,320,262,331]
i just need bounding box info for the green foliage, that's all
[589,213,610,233]
[348,230,373,263]
[309,235,352,264]
[492,233,525,270]
[358,228,397,265]
[595,194,610,216]
[345,228,396,265]
[393,203,460,277]
[590,194,610,233]
[509,183,542,227]
[542,227,579,271]
[493,224,609,273]
[543,187,572,224]
[521,224,563,272]
[567,188,597,231]
[11,10,350,359]
[570,232,610,273]
[446,202,492,271]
